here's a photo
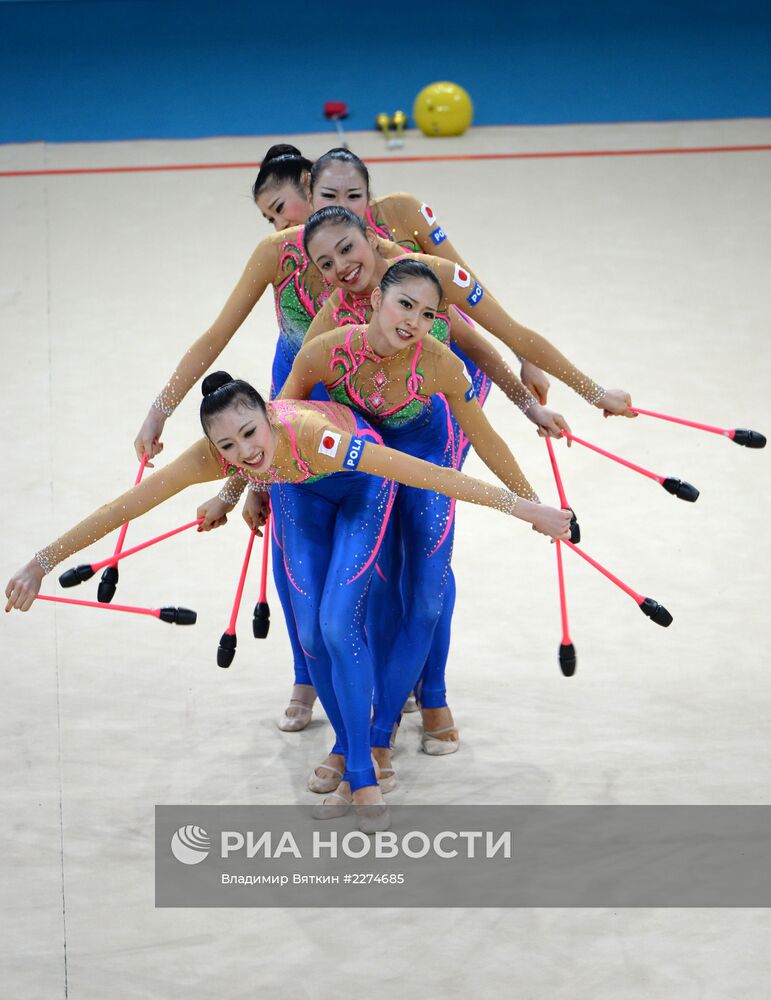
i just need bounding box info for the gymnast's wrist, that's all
[32,552,52,577]
[523,399,544,421]
[152,391,175,419]
[583,382,606,407]
[513,497,541,524]
[217,478,246,506]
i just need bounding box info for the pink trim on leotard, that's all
[277,228,326,316]
[327,326,429,421]
[365,205,391,240]
[346,476,397,584]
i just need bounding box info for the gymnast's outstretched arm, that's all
[409,253,633,415]
[134,236,282,463]
[6,439,225,611]
[378,194,551,401]
[304,425,571,540]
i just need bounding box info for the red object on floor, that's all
[324,101,348,119]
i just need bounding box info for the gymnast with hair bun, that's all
[254,143,551,404]
[133,142,554,735]
[7,374,571,829]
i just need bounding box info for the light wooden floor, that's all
[1,119,770,999]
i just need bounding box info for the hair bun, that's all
[262,143,304,164]
[201,371,233,397]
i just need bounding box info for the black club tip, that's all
[639,597,673,628]
[217,631,237,668]
[559,642,576,677]
[158,606,198,626]
[97,565,119,603]
[253,601,270,639]
[568,509,581,545]
[58,564,95,588]
[661,477,700,502]
[732,429,766,449]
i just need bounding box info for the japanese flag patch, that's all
[420,203,438,226]
[318,429,341,457]
[452,263,471,288]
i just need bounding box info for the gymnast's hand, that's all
[520,361,550,404]
[597,389,636,418]
[197,496,234,532]
[5,559,45,613]
[517,501,572,541]
[525,404,572,442]
[134,406,167,467]
[242,490,271,538]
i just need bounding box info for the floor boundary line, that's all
[2,144,770,178]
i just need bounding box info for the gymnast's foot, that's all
[313,781,352,820]
[402,691,419,713]
[421,706,460,756]
[353,785,390,833]
[371,746,396,793]
[307,752,346,794]
[277,683,316,732]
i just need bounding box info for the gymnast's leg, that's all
[370,481,456,769]
[278,483,349,780]
[318,470,394,803]
[270,486,317,731]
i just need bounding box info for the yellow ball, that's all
[413,81,473,137]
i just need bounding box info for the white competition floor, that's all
[1,119,770,998]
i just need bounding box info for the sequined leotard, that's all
[281,322,541,744]
[35,399,529,792]
[302,246,607,717]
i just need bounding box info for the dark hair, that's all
[380,259,443,305]
[200,371,268,435]
[304,206,368,259]
[309,147,370,197]
[252,143,313,202]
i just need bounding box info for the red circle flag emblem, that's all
[420,203,437,225]
[317,428,342,457]
[452,263,471,288]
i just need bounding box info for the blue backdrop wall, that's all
[1,0,770,144]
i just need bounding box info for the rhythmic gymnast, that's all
[255,144,550,403]
[135,143,552,736]
[297,207,633,773]
[256,144,558,738]
[299,147,558,738]
[6,377,572,826]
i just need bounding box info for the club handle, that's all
[568,510,581,545]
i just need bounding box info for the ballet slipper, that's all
[378,768,397,794]
[421,725,460,756]
[307,761,344,794]
[312,787,352,820]
[401,692,419,714]
[277,699,313,732]
[355,801,391,834]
